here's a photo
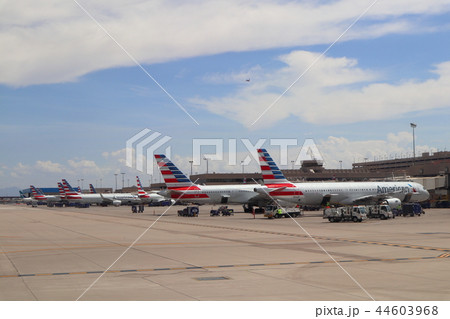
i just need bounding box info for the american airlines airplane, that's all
[62,179,140,206]
[29,185,60,202]
[255,149,430,208]
[136,175,171,204]
[154,154,266,206]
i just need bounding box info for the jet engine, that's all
[253,186,268,194]
[384,198,401,209]
[112,200,121,207]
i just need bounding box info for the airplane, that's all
[255,148,430,209]
[29,185,60,202]
[89,184,96,194]
[19,190,33,204]
[136,176,171,204]
[154,154,268,206]
[62,179,140,206]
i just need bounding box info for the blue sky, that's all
[1,0,450,190]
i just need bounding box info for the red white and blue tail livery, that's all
[136,175,168,203]
[154,155,196,190]
[155,154,264,204]
[256,149,303,199]
[62,179,82,200]
[30,185,47,200]
[258,149,291,184]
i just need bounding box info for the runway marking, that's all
[0,241,215,255]
[156,220,450,253]
[1,255,447,279]
[0,237,305,255]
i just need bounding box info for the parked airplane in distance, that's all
[28,185,60,202]
[61,179,140,206]
[255,149,429,208]
[154,154,268,206]
[136,176,170,204]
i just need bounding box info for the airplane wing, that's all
[342,190,407,205]
[99,193,113,204]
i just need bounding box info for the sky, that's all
[1,0,450,191]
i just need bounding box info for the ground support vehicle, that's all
[178,206,199,217]
[399,203,423,217]
[366,205,394,220]
[263,206,302,219]
[210,206,234,216]
[323,206,368,222]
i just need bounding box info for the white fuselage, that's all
[265,181,429,206]
[67,193,141,205]
[166,184,261,205]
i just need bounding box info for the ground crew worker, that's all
[131,205,137,213]
[277,208,283,215]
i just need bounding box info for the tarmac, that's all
[0,203,449,301]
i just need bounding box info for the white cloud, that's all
[316,132,437,169]
[67,159,104,176]
[35,160,64,173]
[192,51,450,127]
[2,0,450,86]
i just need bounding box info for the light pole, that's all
[339,160,342,169]
[121,172,125,190]
[81,179,84,191]
[100,178,102,188]
[204,157,209,174]
[241,160,244,174]
[189,160,193,176]
[410,123,417,165]
[291,160,294,169]
[114,174,118,191]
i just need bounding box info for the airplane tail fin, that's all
[30,185,39,197]
[30,185,46,199]
[89,184,96,194]
[154,155,193,189]
[57,182,66,199]
[62,179,80,196]
[136,176,148,196]
[257,149,290,185]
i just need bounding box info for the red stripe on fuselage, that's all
[266,183,296,188]
[168,186,200,191]
[270,191,303,196]
[170,193,209,199]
